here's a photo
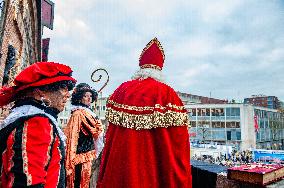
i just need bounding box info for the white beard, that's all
[131,68,166,83]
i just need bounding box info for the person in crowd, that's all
[0,62,76,187]
[97,38,192,188]
[65,83,104,188]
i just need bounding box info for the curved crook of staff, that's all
[91,68,110,93]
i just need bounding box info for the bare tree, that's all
[197,118,210,144]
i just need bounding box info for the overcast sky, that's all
[43,0,284,102]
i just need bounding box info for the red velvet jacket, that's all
[0,101,65,188]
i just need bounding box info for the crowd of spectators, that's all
[192,150,254,167]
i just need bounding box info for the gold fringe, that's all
[72,150,96,166]
[106,107,190,130]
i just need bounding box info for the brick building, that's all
[177,91,228,105]
[0,0,42,86]
[244,95,281,110]
[0,0,42,120]
[0,0,54,120]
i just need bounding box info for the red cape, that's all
[106,78,189,130]
[97,78,192,188]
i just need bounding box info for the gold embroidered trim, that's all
[139,37,165,61]
[140,64,162,70]
[108,100,186,111]
[72,150,96,166]
[22,122,32,185]
[45,126,53,170]
[9,130,16,186]
[106,107,190,130]
[56,137,62,186]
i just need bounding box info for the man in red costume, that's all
[0,62,76,187]
[97,38,192,188]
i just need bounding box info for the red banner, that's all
[42,38,50,61]
[254,115,259,132]
[42,0,54,30]
[189,132,196,137]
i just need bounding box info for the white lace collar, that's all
[70,105,98,119]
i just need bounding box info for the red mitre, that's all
[139,37,165,70]
[0,62,77,106]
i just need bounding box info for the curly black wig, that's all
[38,80,75,91]
[71,83,98,105]
[14,80,76,101]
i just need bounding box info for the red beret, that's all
[0,62,77,106]
[139,38,165,71]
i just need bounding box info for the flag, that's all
[42,0,54,30]
[189,132,196,137]
[254,115,259,132]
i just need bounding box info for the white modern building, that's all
[94,97,108,121]
[186,103,284,151]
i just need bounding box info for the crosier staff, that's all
[91,68,110,93]
[89,68,110,188]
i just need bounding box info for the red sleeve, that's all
[22,116,53,186]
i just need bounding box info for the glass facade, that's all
[255,109,284,149]
[189,107,241,146]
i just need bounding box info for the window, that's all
[263,111,267,118]
[262,130,267,141]
[197,108,201,116]
[226,122,240,128]
[256,132,260,141]
[227,131,231,140]
[192,109,196,116]
[236,131,241,140]
[211,129,226,140]
[259,120,264,129]
[190,121,196,127]
[212,121,225,128]
[206,109,210,116]
[197,108,207,116]
[198,120,210,128]
[226,108,230,116]
[226,108,240,117]
[211,108,216,116]
[211,108,224,116]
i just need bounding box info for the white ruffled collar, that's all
[70,105,98,119]
[0,105,66,145]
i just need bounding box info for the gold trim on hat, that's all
[140,64,162,71]
[139,37,165,62]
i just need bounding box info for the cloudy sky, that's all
[44,0,284,101]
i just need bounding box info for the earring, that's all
[41,97,51,107]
